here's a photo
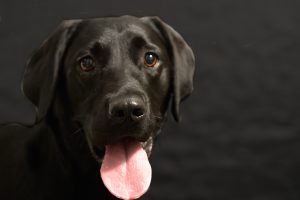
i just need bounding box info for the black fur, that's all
[0,16,195,200]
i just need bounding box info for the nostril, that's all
[111,108,126,119]
[131,107,145,119]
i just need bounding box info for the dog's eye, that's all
[144,52,159,68]
[79,56,95,72]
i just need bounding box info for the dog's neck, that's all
[27,116,113,199]
[47,98,98,174]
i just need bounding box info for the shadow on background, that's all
[0,0,300,199]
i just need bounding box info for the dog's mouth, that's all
[90,136,154,162]
[87,136,154,200]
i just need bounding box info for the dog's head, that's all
[22,16,194,198]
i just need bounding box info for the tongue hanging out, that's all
[100,139,152,200]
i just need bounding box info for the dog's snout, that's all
[109,96,146,123]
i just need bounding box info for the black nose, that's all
[109,96,146,123]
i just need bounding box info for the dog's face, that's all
[64,17,172,159]
[22,16,195,161]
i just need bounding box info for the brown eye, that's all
[144,52,159,68]
[79,56,95,72]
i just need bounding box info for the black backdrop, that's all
[1,0,300,199]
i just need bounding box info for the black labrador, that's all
[0,16,195,200]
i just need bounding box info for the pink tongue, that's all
[100,140,152,200]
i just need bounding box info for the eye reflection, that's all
[144,52,159,68]
[79,56,95,72]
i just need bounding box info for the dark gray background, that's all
[1,0,300,199]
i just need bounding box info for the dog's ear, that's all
[21,20,81,121]
[141,17,195,122]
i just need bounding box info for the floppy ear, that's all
[21,20,81,121]
[141,17,195,122]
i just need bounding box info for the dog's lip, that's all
[92,146,105,159]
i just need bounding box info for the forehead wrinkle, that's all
[117,25,161,55]
[120,24,150,41]
[126,24,147,35]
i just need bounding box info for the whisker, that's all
[72,128,83,135]
[152,115,163,121]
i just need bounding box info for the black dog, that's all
[0,16,195,200]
